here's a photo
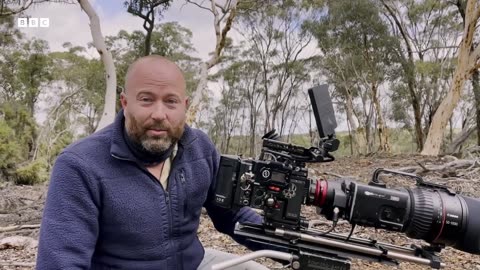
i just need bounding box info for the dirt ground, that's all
[1,154,480,269]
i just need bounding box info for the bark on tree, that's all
[473,69,480,146]
[456,0,480,147]
[186,0,239,125]
[422,0,480,156]
[78,0,117,132]
[344,89,361,155]
[371,82,390,152]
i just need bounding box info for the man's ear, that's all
[185,98,190,111]
[120,92,127,109]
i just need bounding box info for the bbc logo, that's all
[18,18,50,28]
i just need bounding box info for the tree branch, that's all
[0,262,36,267]
[0,224,41,233]
[185,0,213,14]
[415,45,459,54]
[0,0,56,16]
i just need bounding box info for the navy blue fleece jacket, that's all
[36,111,262,270]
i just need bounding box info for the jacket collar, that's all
[110,109,197,161]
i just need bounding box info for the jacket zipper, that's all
[112,153,174,243]
[165,182,173,240]
[180,170,187,216]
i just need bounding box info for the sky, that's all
[18,0,218,60]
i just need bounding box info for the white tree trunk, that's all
[421,0,480,156]
[78,0,117,132]
[186,0,238,126]
[345,93,362,154]
[186,62,209,124]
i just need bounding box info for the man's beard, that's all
[125,116,185,154]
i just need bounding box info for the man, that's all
[36,56,269,270]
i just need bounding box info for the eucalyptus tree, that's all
[237,0,314,138]
[1,38,52,163]
[421,0,480,155]
[123,0,172,56]
[306,0,396,153]
[210,42,265,156]
[455,0,480,147]
[186,0,240,126]
[105,23,201,96]
[210,62,245,154]
[381,0,461,151]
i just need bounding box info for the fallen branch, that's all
[415,161,430,172]
[437,177,480,184]
[0,224,40,233]
[462,167,480,177]
[0,236,38,250]
[397,159,478,174]
[0,261,35,267]
[308,168,346,179]
[321,172,345,178]
[0,191,46,215]
[0,201,44,215]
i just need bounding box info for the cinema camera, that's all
[212,85,480,270]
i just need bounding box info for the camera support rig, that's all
[212,134,446,269]
[211,85,475,269]
[212,222,445,270]
[213,129,446,269]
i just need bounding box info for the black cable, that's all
[318,221,337,236]
[346,224,356,242]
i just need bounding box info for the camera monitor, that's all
[308,85,337,138]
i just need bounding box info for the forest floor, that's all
[1,154,480,269]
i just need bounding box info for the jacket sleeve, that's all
[203,148,264,251]
[36,151,100,270]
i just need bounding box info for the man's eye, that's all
[166,99,179,104]
[140,97,153,102]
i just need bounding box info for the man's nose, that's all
[150,103,167,121]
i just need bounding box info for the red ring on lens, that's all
[433,192,446,242]
[314,180,327,207]
[315,180,321,206]
[320,180,327,207]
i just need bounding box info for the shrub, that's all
[14,160,48,185]
[0,120,21,171]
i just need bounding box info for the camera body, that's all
[215,149,310,229]
[214,85,340,230]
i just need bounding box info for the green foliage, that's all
[0,120,21,172]
[123,0,172,19]
[0,103,37,159]
[105,23,201,96]
[49,49,106,134]
[14,160,48,185]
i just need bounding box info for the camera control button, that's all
[266,198,275,207]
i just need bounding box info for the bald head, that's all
[120,55,189,154]
[124,55,187,97]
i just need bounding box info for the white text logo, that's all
[18,18,50,28]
